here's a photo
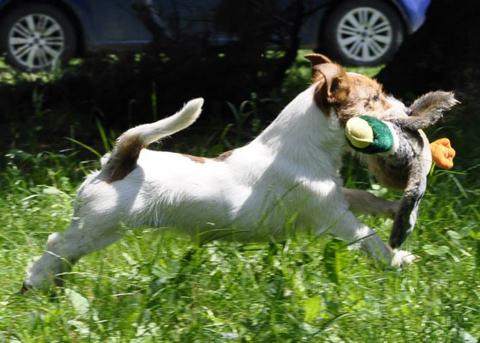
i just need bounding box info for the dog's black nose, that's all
[405,108,413,116]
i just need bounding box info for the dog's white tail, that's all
[126,98,204,146]
[104,98,204,182]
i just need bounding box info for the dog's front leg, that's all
[325,211,414,266]
[341,188,399,219]
[23,218,124,292]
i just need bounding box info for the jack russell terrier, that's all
[24,54,418,292]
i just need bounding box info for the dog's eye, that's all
[373,94,380,102]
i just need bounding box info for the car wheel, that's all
[323,0,404,66]
[0,4,77,72]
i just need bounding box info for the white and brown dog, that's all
[24,54,416,291]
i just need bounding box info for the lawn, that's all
[0,55,479,342]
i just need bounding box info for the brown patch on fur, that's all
[367,155,408,190]
[108,136,145,183]
[183,154,206,163]
[182,150,234,164]
[333,73,392,126]
[312,78,330,115]
[214,150,234,161]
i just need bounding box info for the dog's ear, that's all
[305,53,351,105]
[316,63,351,104]
[305,53,333,66]
[305,53,335,82]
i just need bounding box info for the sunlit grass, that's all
[0,57,84,85]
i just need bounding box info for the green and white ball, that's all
[345,115,394,154]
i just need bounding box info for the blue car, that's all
[0,0,430,71]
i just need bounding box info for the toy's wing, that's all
[389,131,432,249]
[389,91,458,131]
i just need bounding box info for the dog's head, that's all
[305,53,406,125]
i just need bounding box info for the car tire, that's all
[323,0,404,66]
[0,3,77,72]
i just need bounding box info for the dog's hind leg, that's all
[341,188,399,219]
[23,217,124,291]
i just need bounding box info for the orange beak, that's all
[430,138,455,169]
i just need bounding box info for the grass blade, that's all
[65,137,102,159]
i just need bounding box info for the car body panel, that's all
[0,0,9,11]
[395,0,431,32]
[86,0,152,46]
[0,0,431,53]
[57,0,153,48]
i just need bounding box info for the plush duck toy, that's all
[345,91,458,249]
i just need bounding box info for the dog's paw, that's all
[391,249,416,267]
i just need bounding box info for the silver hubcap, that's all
[8,14,65,70]
[336,7,392,62]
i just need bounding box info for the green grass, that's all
[1,57,479,342]
[1,149,479,342]
[0,56,83,85]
